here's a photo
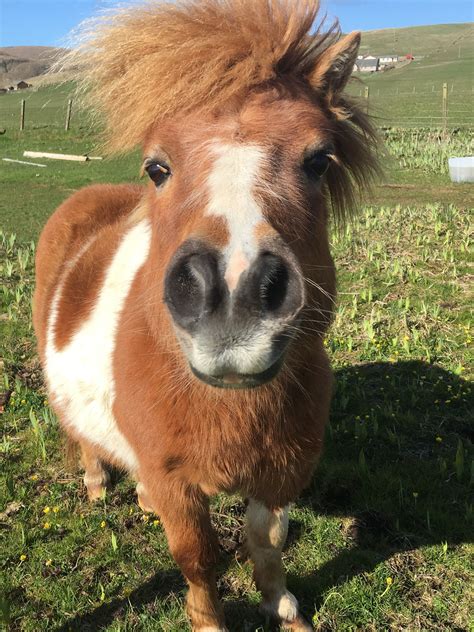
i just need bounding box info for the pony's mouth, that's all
[190,356,284,389]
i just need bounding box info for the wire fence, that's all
[1,81,473,131]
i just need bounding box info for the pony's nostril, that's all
[164,246,224,329]
[242,252,302,319]
[260,256,289,313]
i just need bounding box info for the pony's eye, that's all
[145,161,171,187]
[303,152,331,180]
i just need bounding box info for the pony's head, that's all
[67,0,379,389]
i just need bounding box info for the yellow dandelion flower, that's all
[30,474,38,481]
[43,522,51,530]
[153,519,160,527]
[53,506,59,514]
[19,554,27,561]
[43,506,51,514]
[21,399,26,404]
[45,559,52,567]
[142,514,149,523]
[381,575,393,597]
[100,520,106,528]
[435,436,443,443]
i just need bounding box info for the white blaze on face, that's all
[206,143,265,291]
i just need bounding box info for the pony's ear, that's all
[308,31,361,96]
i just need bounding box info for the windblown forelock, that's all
[58,0,339,153]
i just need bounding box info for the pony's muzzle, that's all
[164,239,305,387]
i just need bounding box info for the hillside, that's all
[358,23,474,91]
[0,46,63,87]
[359,23,473,58]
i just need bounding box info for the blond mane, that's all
[62,0,380,219]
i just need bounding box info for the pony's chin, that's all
[190,356,284,389]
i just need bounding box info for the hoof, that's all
[281,615,313,631]
[86,484,106,501]
[84,472,109,502]
[260,591,312,631]
[136,482,154,513]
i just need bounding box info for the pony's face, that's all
[143,89,337,388]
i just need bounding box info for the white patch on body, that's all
[45,220,152,473]
[206,143,264,279]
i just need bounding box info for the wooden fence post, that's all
[20,99,25,131]
[364,85,370,114]
[65,99,73,131]
[442,82,448,132]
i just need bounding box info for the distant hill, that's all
[357,22,474,91]
[2,23,472,90]
[0,46,65,87]
[359,23,473,58]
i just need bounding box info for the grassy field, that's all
[1,115,474,631]
[353,23,474,127]
[359,23,473,58]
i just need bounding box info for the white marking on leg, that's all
[247,499,289,549]
[276,590,299,621]
[247,500,301,622]
[45,220,152,472]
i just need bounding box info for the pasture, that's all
[1,86,473,630]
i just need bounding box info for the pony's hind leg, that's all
[79,440,110,501]
[246,499,312,631]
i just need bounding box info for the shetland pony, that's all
[33,1,379,629]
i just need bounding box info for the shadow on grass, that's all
[290,360,472,623]
[57,360,472,631]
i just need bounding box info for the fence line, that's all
[1,81,473,130]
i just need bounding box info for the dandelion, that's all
[45,559,52,567]
[19,554,27,561]
[43,506,51,514]
[100,520,106,528]
[21,399,26,404]
[43,522,51,530]
[381,576,393,597]
[142,514,149,523]
[43,399,48,406]
[435,436,443,443]
[52,506,59,514]
[153,519,160,527]
[30,474,38,481]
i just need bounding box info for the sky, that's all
[0,0,473,48]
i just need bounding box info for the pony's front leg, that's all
[246,499,312,631]
[144,477,226,631]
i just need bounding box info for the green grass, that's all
[359,23,473,58]
[1,124,473,630]
[349,23,474,127]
